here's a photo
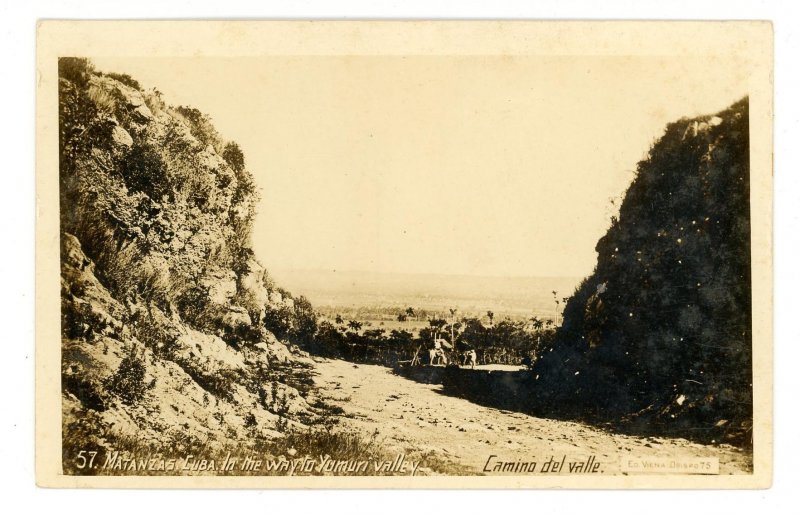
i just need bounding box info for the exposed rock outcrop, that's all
[58,58,321,469]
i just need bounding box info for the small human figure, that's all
[437,348,448,366]
[465,349,477,369]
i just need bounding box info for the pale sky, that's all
[93,56,748,279]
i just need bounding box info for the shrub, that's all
[173,105,224,153]
[105,72,141,90]
[104,347,149,405]
[290,295,318,345]
[222,142,245,172]
[263,306,293,340]
[119,143,171,200]
[63,373,107,411]
[143,88,166,117]
[183,368,238,403]
[59,79,99,177]
[222,141,258,205]
[175,284,210,326]
[58,57,94,88]
[86,84,120,114]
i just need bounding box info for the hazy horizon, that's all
[267,268,584,320]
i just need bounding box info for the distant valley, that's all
[268,268,584,322]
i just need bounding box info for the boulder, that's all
[200,269,237,306]
[173,327,246,375]
[62,233,93,271]
[131,104,154,123]
[110,125,133,148]
[220,306,252,331]
[237,257,270,320]
[264,331,294,363]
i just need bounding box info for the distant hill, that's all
[268,269,583,319]
[532,98,752,444]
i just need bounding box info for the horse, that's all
[428,348,448,366]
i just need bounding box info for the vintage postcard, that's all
[36,21,773,488]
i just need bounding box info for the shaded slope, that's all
[532,98,752,444]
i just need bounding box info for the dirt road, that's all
[310,358,752,475]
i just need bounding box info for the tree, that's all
[388,329,414,348]
[314,321,348,358]
[427,317,447,345]
[448,308,458,351]
[263,306,293,340]
[347,320,363,332]
[486,311,495,327]
[552,290,560,326]
[291,295,317,344]
[364,328,386,340]
[222,141,245,172]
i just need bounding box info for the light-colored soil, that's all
[311,358,752,475]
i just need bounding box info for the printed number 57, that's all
[76,450,98,469]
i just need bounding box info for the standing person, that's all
[465,348,477,369]
[430,338,444,365]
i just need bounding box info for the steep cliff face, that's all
[58,59,320,470]
[532,99,752,444]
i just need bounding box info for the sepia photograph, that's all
[35,21,773,488]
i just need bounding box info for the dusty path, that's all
[310,358,752,475]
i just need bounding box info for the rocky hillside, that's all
[532,98,752,445]
[58,59,327,472]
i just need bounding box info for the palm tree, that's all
[486,310,494,327]
[347,320,363,332]
[405,307,416,319]
[449,308,458,352]
[428,317,446,343]
[552,290,559,326]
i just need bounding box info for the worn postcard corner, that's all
[36,20,773,489]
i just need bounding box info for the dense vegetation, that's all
[298,310,556,368]
[532,98,752,445]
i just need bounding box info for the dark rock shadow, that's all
[394,365,540,414]
[392,365,751,448]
